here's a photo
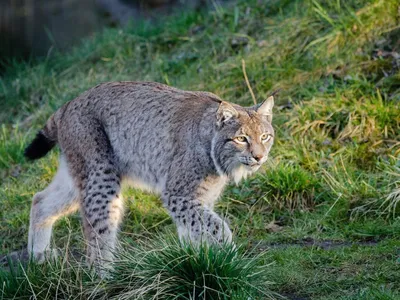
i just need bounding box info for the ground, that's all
[0,0,399,299]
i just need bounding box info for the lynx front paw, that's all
[204,214,233,244]
[179,210,233,245]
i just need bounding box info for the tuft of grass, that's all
[221,161,322,230]
[1,235,277,300]
[257,163,321,210]
[103,235,277,300]
[321,159,400,220]
[226,162,321,212]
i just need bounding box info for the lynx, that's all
[24,81,274,266]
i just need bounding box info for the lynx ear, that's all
[256,96,274,122]
[216,101,239,126]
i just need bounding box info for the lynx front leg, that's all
[162,156,232,245]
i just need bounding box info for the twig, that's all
[269,89,281,97]
[241,59,257,105]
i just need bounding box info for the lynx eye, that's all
[234,136,248,144]
[261,133,272,143]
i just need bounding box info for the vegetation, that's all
[1,235,276,299]
[1,0,399,299]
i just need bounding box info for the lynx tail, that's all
[24,114,58,160]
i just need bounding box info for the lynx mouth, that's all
[242,162,260,170]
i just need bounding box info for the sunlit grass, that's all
[1,235,277,300]
[103,235,276,300]
[0,0,399,298]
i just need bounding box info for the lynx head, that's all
[211,96,274,183]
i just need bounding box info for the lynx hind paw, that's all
[32,248,59,264]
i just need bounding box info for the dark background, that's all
[0,0,215,60]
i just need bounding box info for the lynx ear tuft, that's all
[216,102,239,126]
[256,96,274,122]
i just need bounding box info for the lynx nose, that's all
[252,154,263,162]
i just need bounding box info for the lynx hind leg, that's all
[78,159,123,269]
[28,156,79,263]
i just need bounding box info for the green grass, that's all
[1,0,400,298]
[104,236,276,300]
[1,235,276,300]
[265,239,400,299]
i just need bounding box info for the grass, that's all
[265,239,400,299]
[1,0,400,298]
[1,235,276,300]
[104,236,276,300]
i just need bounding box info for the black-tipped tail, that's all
[24,131,56,160]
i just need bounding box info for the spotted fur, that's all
[25,81,274,268]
